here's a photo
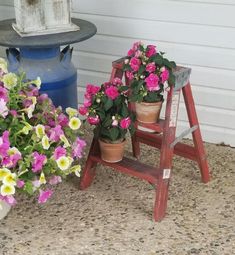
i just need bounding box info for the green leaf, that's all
[104,98,113,111]
[102,116,113,128]
[24,181,34,195]
[109,127,119,141]
[121,104,129,117]
[168,73,176,86]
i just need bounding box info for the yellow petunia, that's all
[0,168,11,181]
[39,172,46,184]
[0,58,8,73]
[56,156,71,171]
[60,135,70,148]
[3,173,16,186]
[65,107,78,117]
[0,184,15,196]
[35,124,45,138]
[69,117,81,130]
[42,135,50,150]
[2,72,17,90]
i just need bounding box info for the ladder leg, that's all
[182,84,210,183]
[80,139,98,190]
[154,88,180,221]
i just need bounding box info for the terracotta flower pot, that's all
[0,200,11,220]
[99,139,126,163]
[135,101,163,124]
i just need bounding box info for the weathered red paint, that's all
[80,58,210,221]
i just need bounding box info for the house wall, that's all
[0,0,235,146]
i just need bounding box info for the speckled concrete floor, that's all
[0,135,235,255]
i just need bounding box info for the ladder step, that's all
[136,119,164,133]
[135,130,198,161]
[90,156,161,184]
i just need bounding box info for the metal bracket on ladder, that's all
[170,125,198,148]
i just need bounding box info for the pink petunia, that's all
[0,86,8,102]
[105,86,119,100]
[146,45,157,58]
[120,117,131,129]
[87,116,100,125]
[17,180,25,188]
[49,176,62,185]
[53,146,66,160]
[9,110,17,117]
[37,94,49,103]
[38,189,53,204]
[0,195,17,206]
[127,48,135,57]
[32,152,47,173]
[161,69,169,83]
[58,113,69,127]
[0,99,8,118]
[84,99,92,108]
[78,106,88,116]
[145,73,160,91]
[49,125,64,142]
[130,57,141,72]
[146,63,156,73]
[0,131,10,157]
[72,137,86,158]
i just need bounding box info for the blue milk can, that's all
[6,45,78,109]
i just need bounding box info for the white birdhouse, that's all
[13,0,79,37]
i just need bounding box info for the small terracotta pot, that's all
[135,101,163,124]
[98,139,126,163]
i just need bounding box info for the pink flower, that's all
[38,94,48,103]
[105,86,119,100]
[10,110,17,117]
[146,63,156,73]
[32,152,47,173]
[146,45,157,58]
[132,41,142,51]
[0,131,10,157]
[145,73,160,91]
[38,189,53,204]
[17,180,25,188]
[135,50,142,58]
[84,99,92,108]
[49,125,64,142]
[126,71,134,81]
[78,106,88,116]
[53,146,66,160]
[161,69,169,83]
[0,195,17,206]
[3,152,22,168]
[0,99,8,118]
[120,117,131,129]
[130,57,141,72]
[127,48,135,56]
[87,116,100,125]
[49,176,62,185]
[112,119,118,127]
[0,86,8,102]
[58,113,69,127]
[112,78,123,86]
[86,84,100,95]
[72,137,86,158]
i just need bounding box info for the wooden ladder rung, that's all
[136,119,164,133]
[135,130,198,161]
[90,155,160,184]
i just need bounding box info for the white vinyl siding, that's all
[0,0,235,146]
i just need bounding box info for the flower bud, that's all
[124,59,129,64]
[96,98,101,103]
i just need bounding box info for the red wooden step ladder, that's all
[80,58,210,222]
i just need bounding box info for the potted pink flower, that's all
[0,58,86,219]
[79,78,135,163]
[123,42,176,123]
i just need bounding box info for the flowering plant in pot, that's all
[123,42,176,123]
[0,58,86,219]
[79,78,135,163]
